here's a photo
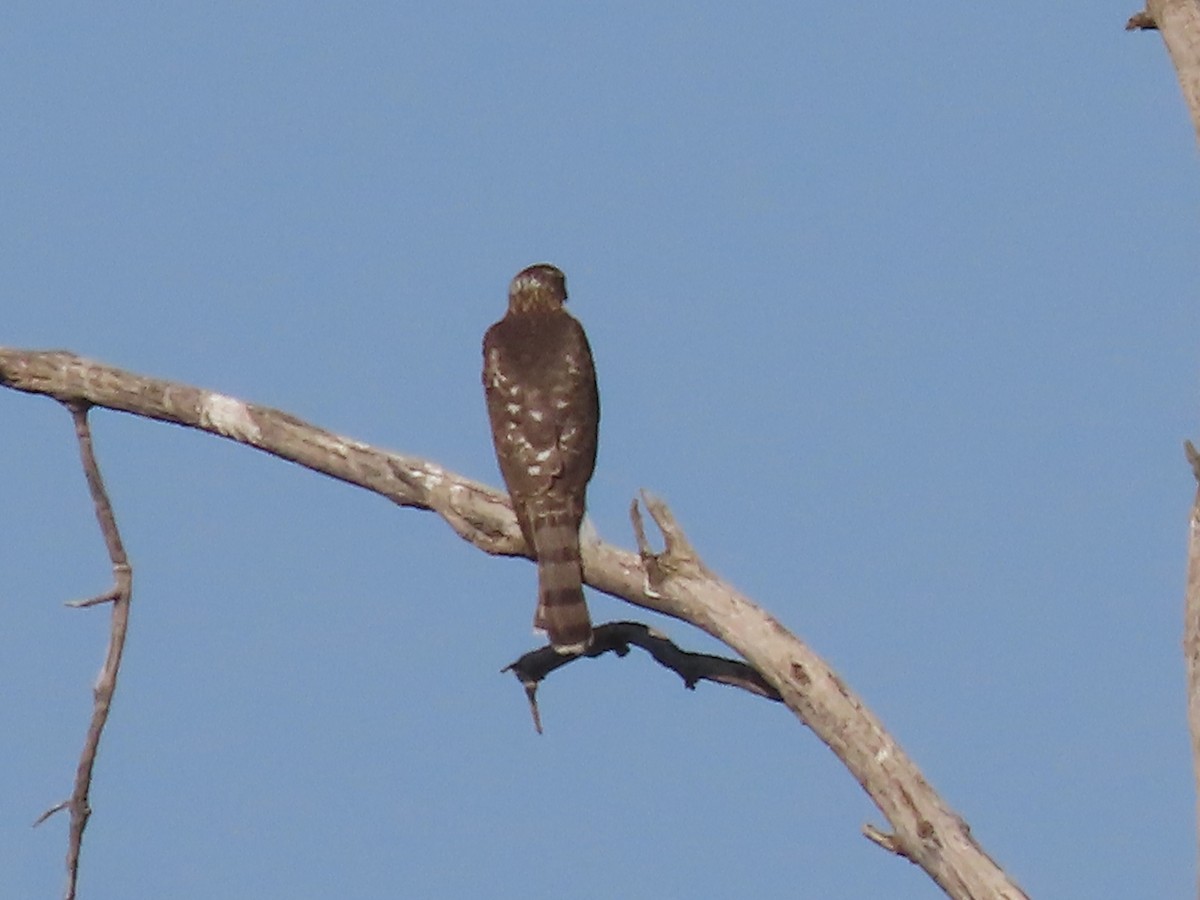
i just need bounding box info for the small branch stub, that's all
[1127,10,1158,30]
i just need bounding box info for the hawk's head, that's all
[508,263,567,314]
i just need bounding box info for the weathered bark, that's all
[1186,442,1200,891]
[2,348,1027,899]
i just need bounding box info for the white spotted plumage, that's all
[481,263,600,652]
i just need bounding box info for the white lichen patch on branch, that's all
[315,432,366,458]
[329,434,373,453]
[199,392,261,442]
[406,462,446,491]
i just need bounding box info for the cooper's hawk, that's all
[483,263,599,653]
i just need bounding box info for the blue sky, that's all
[3,3,1198,897]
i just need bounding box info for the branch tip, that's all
[67,589,121,609]
[863,823,903,854]
[1125,10,1157,30]
[32,801,69,828]
[523,682,544,734]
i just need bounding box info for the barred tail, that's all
[531,511,593,653]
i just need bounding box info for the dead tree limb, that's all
[30,403,133,900]
[1128,5,1200,889]
[1,348,1026,899]
[1185,441,1200,889]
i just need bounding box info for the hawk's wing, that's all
[482,312,598,506]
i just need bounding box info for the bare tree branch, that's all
[2,348,1026,899]
[632,496,1026,898]
[1129,7,1200,890]
[30,403,133,900]
[1185,440,1200,893]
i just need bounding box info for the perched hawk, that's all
[483,264,600,653]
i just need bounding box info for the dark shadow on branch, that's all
[504,621,782,733]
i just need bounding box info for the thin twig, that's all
[32,403,134,900]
